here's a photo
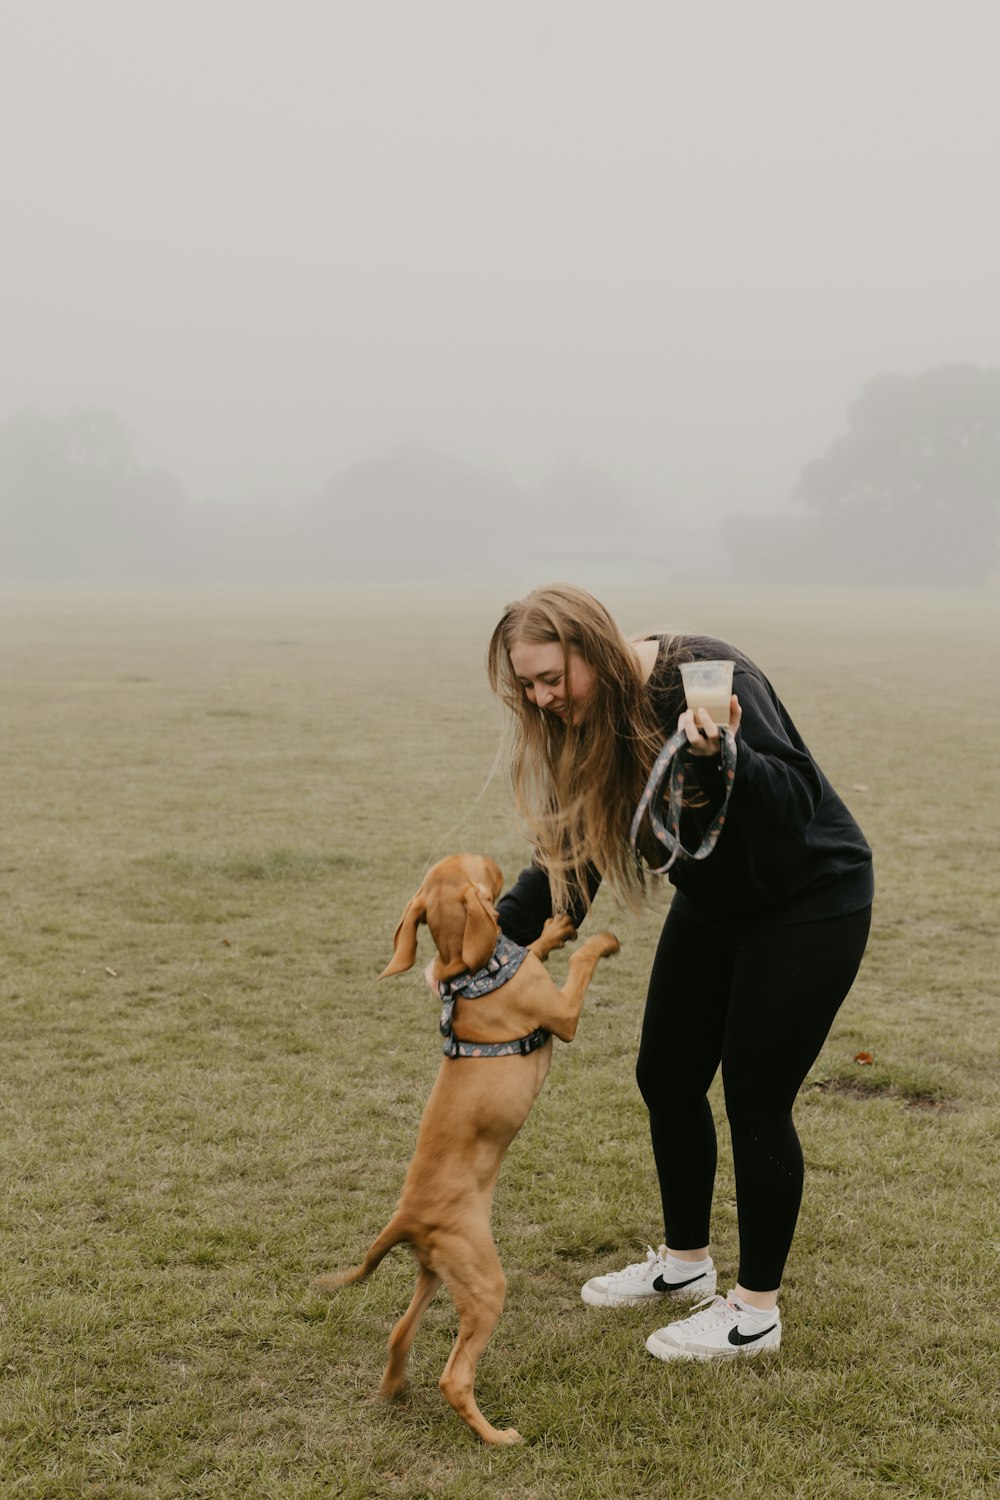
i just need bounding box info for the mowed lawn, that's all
[1,581,997,1500]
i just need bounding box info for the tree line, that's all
[1,365,997,584]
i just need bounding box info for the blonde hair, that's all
[487,583,686,916]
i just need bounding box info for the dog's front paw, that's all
[597,931,620,957]
[490,1427,524,1445]
[541,914,576,947]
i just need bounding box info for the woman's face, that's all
[508,639,597,726]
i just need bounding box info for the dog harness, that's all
[630,726,737,873]
[438,933,549,1059]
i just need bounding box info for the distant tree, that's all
[0,407,189,580]
[792,364,1000,584]
[725,365,1000,585]
[303,443,650,580]
[302,441,521,579]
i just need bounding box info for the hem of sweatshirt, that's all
[669,862,874,928]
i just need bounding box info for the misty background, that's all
[2,1,998,586]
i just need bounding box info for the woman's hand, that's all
[678,695,742,756]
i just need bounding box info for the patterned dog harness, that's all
[630,726,737,873]
[438,933,549,1059]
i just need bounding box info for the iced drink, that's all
[680,660,735,727]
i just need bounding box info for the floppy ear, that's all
[460,885,499,972]
[380,894,426,977]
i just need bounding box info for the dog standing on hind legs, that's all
[315,853,619,1445]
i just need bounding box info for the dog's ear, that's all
[460,885,499,973]
[380,895,426,977]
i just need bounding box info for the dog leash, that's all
[630,727,737,874]
[438,934,550,1059]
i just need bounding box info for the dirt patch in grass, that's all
[813,1078,959,1112]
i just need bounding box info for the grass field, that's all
[1,581,997,1499]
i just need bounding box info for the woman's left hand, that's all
[679,695,742,757]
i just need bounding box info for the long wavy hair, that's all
[487,583,687,916]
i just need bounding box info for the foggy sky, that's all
[2,0,998,515]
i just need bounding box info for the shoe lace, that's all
[669,1295,735,1334]
[607,1246,665,1283]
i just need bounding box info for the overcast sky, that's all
[2,0,997,513]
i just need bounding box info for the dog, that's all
[315,853,619,1445]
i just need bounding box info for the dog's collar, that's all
[438,933,528,1001]
[438,934,549,1059]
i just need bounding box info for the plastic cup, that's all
[679,659,735,727]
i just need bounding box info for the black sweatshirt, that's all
[496,635,874,944]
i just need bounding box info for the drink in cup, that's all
[679,660,735,728]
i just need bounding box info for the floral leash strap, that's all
[629,727,737,874]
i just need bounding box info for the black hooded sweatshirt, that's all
[496,635,874,945]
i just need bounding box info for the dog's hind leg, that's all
[436,1232,522,1445]
[380,1264,442,1399]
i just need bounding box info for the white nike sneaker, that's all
[581,1245,717,1308]
[645,1292,781,1361]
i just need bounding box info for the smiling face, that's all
[508,639,597,725]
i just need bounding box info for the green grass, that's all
[1,581,997,1499]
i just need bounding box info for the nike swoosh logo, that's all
[728,1322,778,1346]
[652,1272,706,1293]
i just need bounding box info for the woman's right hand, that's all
[678,695,741,756]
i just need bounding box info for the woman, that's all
[487,583,872,1361]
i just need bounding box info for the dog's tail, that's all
[313,1216,409,1292]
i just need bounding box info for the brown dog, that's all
[316,853,619,1445]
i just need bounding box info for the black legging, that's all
[636,903,872,1291]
